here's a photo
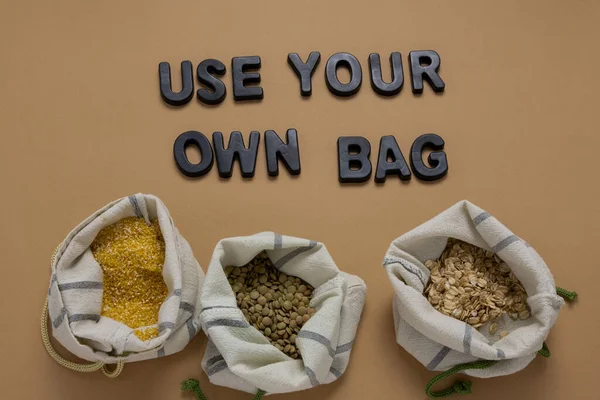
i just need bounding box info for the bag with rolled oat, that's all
[383,200,576,398]
[42,193,205,377]
[184,232,366,398]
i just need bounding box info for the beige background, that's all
[0,0,598,399]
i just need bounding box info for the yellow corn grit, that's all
[91,216,168,340]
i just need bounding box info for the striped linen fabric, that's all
[384,200,564,378]
[46,193,205,364]
[198,232,367,394]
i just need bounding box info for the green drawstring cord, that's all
[425,286,576,398]
[181,378,266,400]
[556,287,577,301]
[537,342,551,358]
[182,379,208,400]
[425,344,551,399]
[425,360,497,398]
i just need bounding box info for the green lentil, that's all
[226,251,315,359]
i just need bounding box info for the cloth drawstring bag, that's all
[188,232,367,397]
[42,193,205,377]
[383,200,577,398]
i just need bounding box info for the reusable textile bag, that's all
[42,193,205,377]
[186,232,367,398]
[383,200,577,398]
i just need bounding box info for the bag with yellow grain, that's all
[42,193,205,377]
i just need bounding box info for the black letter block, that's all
[369,52,404,96]
[338,136,372,183]
[265,129,301,176]
[325,53,362,97]
[173,131,214,177]
[213,131,260,178]
[375,135,411,183]
[288,52,321,96]
[197,59,227,105]
[410,133,448,181]
[159,61,194,106]
[231,56,264,101]
[409,50,445,93]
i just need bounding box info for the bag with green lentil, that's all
[194,232,366,396]
[42,193,205,377]
[383,200,576,398]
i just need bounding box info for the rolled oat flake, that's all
[424,238,530,337]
